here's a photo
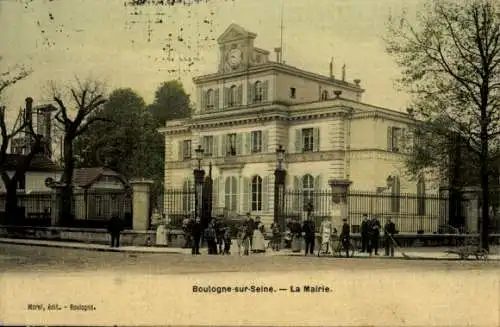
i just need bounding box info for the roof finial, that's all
[342,63,346,81]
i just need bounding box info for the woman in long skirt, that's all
[252,217,266,253]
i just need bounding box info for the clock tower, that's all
[217,24,257,73]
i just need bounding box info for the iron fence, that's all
[0,190,132,228]
[283,190,454,233]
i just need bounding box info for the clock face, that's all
[227,49,242,67]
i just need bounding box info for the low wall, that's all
[0,225,498,248]
[0,225,187,248]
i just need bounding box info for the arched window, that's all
[302,174,315,210]
[182,179,193,212]
[229,85,237,106]
[321,90,328,101]
[390,176,401,213]
[206,89,214,109]
[251,175,262,211]
[224,176,238,212]
[417,176,426,216]
[254,81,263,103]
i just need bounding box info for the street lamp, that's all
[193,145,205,223]
[274,145,287,234]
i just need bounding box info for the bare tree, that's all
[385,0,500,251]
[51,78,108,223]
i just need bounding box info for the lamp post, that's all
[193,145,205,223]
[274,145,287,233]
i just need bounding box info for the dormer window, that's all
[206,89,214,109]
[254,81,263,103]
[321,90,328,101]
[290,87,296,98]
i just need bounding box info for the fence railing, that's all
[0,190,132,228]
[161,188,460,233]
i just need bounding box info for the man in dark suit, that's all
[384,219,397,257]
[302,217,316,256]
[108,215,124,248]
[360,214,369,252]
[340,218,351,257]
[369,216,381,256]
[191,218,202,255]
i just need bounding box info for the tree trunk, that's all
[5,179,19,226]
[59,136,75,225]
[480,114,490,252]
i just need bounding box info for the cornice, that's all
[349,149,407,160]
[193,63,364,93]
[166,150,345,169]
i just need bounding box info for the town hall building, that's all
[160,24,432,229]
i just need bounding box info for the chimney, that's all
[329,57,334,79]
[25,97,33,124]
[341,64,346,82]
[274,47,282,63]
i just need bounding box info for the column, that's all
[329,179,352,231]
[131,179,154,231]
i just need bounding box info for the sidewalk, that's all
[0,237,499,260]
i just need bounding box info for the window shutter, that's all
[262,175,269,212]
[314,175,322,212]
[221,135,227,156]
[387,126,393,151]
[233,177,239,212]
[214,89,220,110]
[262,129,269,153]
[213,177,220,208]
[244,132,251,154]
[243,177,251,212]
[237,84,243,105]
[178,140,183,160]
[248,83,254,104]
[213,135,219,157]
[313,127,320,152]
[293,176,301,211]
[295,129,302,153]
[235,133,243,155]
[224,87,229,107]
[201,91,206,111]
[262,80,269,102]
[401,128,407,150]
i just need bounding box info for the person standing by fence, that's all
[302,216,316,256]
[204,221,218,255]
[340,218,351,258]
[384,219,397,257]
[368,215,381,256]
[108,215,124,248]
[360,214,369,253]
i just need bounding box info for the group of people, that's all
[360,214,397,257]
[182,216,233,255]
[239,213,267,255]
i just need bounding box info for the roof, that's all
[72,167,128,188]
[1,154,62,172]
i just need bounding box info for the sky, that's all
[0,0,424,126]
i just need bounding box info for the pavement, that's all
[0,237,499,260]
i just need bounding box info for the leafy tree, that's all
[385,0,500,250]
[147,80,191,125]
[73,88,164,208]
[51,78,108,224]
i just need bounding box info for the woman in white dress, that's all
[252,216,266,253]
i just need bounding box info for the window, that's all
[229,85,237,106]
[388,126,403,153]
[95,196,104,217]
[255,54,261,63]
[202,136,214,157]
[302,174,314,210]
[390,176,401,213]
[290,87,296,98]
[182,179,192,212]
[302,128,314,152]
[417,177,426,216]
[251,175,262,211]
[321,90,328,101]
[206,89,214,109]
[182,140,192,160]
[251,130,262,153]
[224,176,238,212]
[226,133,237,156]
[254,81,263,103]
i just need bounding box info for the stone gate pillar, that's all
[130,179,154,231]
[329,179,352,231]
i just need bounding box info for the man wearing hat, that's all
[339,218,351,257]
